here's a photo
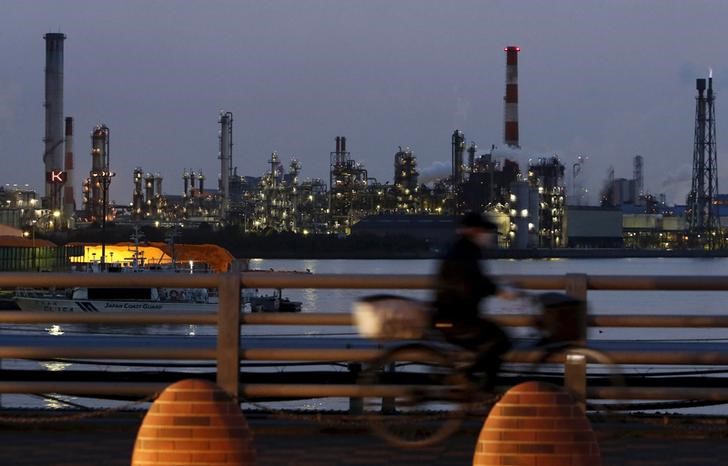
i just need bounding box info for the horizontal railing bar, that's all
[585,275,728,291]
[241,313,353,326]
[3,345,728,365]
[5,272,728,291]
[598,351,728,365]
[0,347,216,359]
[589,315,728,327]
[240,348,383,362]
[240,384,447,398]
[4,312,728,329]
[593,386,728,401]
[240,273,436,289]
[506,349,728,365]
[0,382,167,396]
[3,382,728,403]
[0,272,220,289]
[0,311,218,325]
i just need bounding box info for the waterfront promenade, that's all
[1,411,727,465]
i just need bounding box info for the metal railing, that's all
[1,271,728,404]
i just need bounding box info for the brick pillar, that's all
[132,379,256,465]
[473,381,600,466]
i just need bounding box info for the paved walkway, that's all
[1,411,728,465]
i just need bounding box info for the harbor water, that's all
[2,257,728,413]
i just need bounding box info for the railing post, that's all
[217,263,241,399]
[347,362,363,414]
[564,273,588,411]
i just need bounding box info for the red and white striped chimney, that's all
[63,116,75,219]
[503,45,520,148]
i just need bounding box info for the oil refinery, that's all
[0,33,725,260]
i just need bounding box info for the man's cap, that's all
[459,212,497,231]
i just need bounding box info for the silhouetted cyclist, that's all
[432,212,513,391]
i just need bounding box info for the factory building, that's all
[393,146,419,213]
[329,137,368,234]
[566,206,623,248]
[528,157,566,247]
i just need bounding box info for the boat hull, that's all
[13,296,217,313]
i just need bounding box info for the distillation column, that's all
[88,125,110,222]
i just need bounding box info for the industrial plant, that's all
[1,32,726,271]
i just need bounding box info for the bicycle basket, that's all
[353,294,431,340]
[537,292,587,343]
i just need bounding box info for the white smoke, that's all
[659,164,692,188]
[418,161,451,184]
[659,163,692,205]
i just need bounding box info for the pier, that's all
[1,271,728,464]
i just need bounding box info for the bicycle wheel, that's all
[528,344,624,411]
[357,343,467,448]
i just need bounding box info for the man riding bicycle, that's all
[432,212,513,391]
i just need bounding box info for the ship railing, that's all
[1,272,728,406]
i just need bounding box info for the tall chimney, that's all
[451,130,465,184]
[62,116,75,220]
[503,45,520,148]
[43,32,66,210]
[219,111,233,219]
[341,136,347,153]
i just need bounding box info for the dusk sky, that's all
[2,0,727,205]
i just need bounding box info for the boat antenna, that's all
[129,225,145,270]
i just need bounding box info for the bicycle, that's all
[352,292,622,448]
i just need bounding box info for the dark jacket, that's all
[433,235,498,326]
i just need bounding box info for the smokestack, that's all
[341,136,347,153]
[62,117,75,220]
[503,45,520,148]
[219,111,233,219]
[451,130,465,183]
[335,136,341,154]
[43,33,66,211]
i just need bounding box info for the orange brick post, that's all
[132,379,256,466]
[473,381,600,466]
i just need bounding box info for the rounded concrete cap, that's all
[473,381,600,466]
[132,379,255,465]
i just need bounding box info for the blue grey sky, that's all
[1,0,727,205]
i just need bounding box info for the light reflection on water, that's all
[4,257,728,413]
